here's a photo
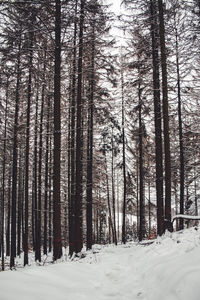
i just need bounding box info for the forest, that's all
[0,0,199,281]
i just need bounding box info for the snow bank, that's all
[0,227,200,300]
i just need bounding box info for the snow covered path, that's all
[1,228,200,300]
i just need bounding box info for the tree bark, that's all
[10,39,21,269]
[111,128,117,245]
[138,80,145,241]
[53,0,62,260]
[43,93,50,255]
[1,76,9,271]
[32,88,39,254]
[24,22,34,266]
[157,0,171,226]
[121,67,127,244]
[74,0,85,254]
[175,26,185,230]
[69,0,77,257]
[86,22,95,250]
[150,0,164,236]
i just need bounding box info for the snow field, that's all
[0,227,200,300]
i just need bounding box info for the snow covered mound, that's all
[0,227,200,300]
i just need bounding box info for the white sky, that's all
[104,0,127,47]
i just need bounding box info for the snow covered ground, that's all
[1,227,200,300]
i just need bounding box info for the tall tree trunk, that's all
[117,174,120,241]
[21,173,25,253]
[24,24,34,266]
[49,136,53,253]
[53,0,62,260]
[111,128,117,245]
[32,88,39,254]
[136,155,139,236]
[1,76,9,271]
[69,0,77,257]
[36,54,46,262]
[43,94,50,255]
[67,89,72,249]
[158,0,171,226]
[6,166,11,257]
[138,80,145,241]
[17,150,23,256]
[74,0,85,254]
[175,26,185,230]
[150,0,164,236]
[10,39,21,269]
[86,23,95,250]
[148,179,151,236]
[105,152,114,243]
[121,67,127,244]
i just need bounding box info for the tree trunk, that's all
[69,0,77,256]
[24,23,34,266]
[74,0,85,254]
[111,128,117,245]
[6,166,11,257]
[138,80,145,241]
[150,0,164,236]
[158,0,171,226]
[43,93,50,255]
[17,151,23,256]
[49,136,53,253]
[175,26,185,230]
[36,54,46,262]
[10,39,21,269]
[1,76,9,271]
[86,22,95,250]
[53,0,62,261]
[121,67,127,244]
[148,179,151,236]
[32,88,39,254]
[105,151,114,243]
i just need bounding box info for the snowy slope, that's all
[0,227,200,300]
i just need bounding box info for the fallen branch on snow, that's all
[172,214,200,223]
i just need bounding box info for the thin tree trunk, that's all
[53,0,62,260]
[158,0,171,226]
[10,39,21,269]
[148,180,151,237]
[111,128,117,245]
[117,173,120,241]
[1,76,9,271]
[17,151,23,256]
[49,135,53,253]
[68,0,77,257]
[21,173,25,253]
[150,0,164,236]
[136,155,139,237]
[67,89,71,249]
[74,0,85,254]
[32,88,39,254]
[86,22,95,250]
[6,166,11,257]
[24,24,34,266]
[121,67,127,244]
[43,93,50,255]
[175,26,185,230]
[36,55,46,262]
[138,80,145,241]
[105,152,114,243]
